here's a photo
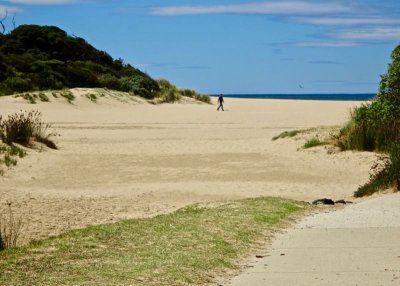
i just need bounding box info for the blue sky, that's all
[0,0,399,94]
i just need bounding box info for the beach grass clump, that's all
[156,79,210,104]
[0,144,26,174]
[85,93,97,102]
[272,130,302,141]
[355,143,400,197]
[0,197,307,285]
[0,203,22,251]
[38,92,49,102]
[20,93,36,104]
[59,90,75,103]
[182,88,211,104]
[303,137,326,149]
[0,111,57,149]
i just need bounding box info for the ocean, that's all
[212,94,375,101]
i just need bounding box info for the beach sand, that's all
[0,89,376,244]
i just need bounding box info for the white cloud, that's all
[150,1,354,16]
[6,0,76,5]
[0,5,20,14]
[290,16,400,26]
[293,41,362,48]
[335,27,400,41]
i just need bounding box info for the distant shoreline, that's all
[211,93,375,101]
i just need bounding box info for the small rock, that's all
[256,254,268,258]
[335,199,353,204]
[312,198,335,205]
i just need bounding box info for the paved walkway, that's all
[227,193,400,286]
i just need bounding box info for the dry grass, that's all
[0,203,22,251]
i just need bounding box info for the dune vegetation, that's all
[0,110,57,175]
[0,25,209,104]
[336,44,400,196]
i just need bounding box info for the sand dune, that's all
[0,89,376,244]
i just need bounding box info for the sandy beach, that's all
[0,90,376,244]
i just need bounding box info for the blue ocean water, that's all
[212,94,375,101]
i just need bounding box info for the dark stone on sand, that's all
[312,198,335,205]
[335,200,353,204]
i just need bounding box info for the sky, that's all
[0,0,399,94]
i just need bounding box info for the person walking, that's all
[217,94,224,111]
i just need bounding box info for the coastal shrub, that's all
[355,143,400,197]
[98,74,122,90]
[160,90,181,103]
[120,75,160,99]
[156,79,211,104]
[0,25,202,102]
[2,77,33,93]
[0,203,22,251]
[0,111,57,149]
[335,44,400,196]
[337,44,400,152]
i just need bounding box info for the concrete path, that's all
[227,193,400,286]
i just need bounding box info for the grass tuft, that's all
[303,137,326,149]
[0,111,57,149]
[21,93,36,104]
[85,93,97,102]
[38,92,49,102]
[0,203,22,251]
[59,90,75,103]
[272,130,302,141]
[0,197,306,285]
[0,144,26,174]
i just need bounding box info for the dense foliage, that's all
[336,44,400,196]
[0,25,159,98]
[337,45,400,151]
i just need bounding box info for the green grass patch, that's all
[0,197,307,286]
[272,130,302,141]
[303,137,327,149]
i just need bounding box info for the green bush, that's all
[336,45,400,197]
[355,143,400,197]
[0,25,202,102]
[160,90,181,103]
[2,77,33,93]
[156,79,211,104]
[119,76,158,99]
[98,74,122,90]
[337,45,400,152]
